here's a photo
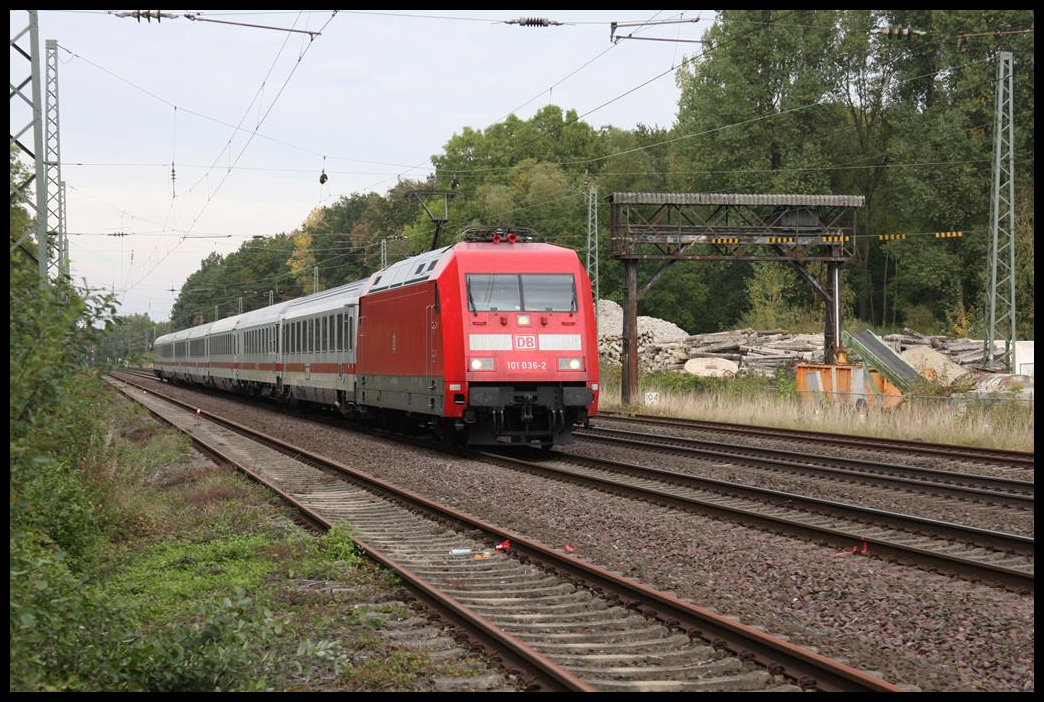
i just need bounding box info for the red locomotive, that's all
[154,228,599,447]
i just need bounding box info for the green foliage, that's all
[111,592,278,692]
[322,523,364,568]
[9,531,111,691]
[901,305,947,336]
[10,233,116,566]
[341,649,433,692]
[640,369,773,397]
[168,235,305,329]
[162,10,1034,341]
[740,264,822,333]
[95,313,160,367]
[104,534,282,621]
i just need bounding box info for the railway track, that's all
[118,370,1034,588]
[473,448,1033,591]
[595,411,1034,470]
[573,425,1034,509]
[108,373,902,692]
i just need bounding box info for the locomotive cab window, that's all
[467,273,576,313]
[521,274,577,312]
[467,274,521,312]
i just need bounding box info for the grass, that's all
[80,393,504,691]
[597,367,1034,452]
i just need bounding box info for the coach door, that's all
[342,304,358,371]
[426,285,440,391]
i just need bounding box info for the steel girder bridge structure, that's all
[609,192,865,406]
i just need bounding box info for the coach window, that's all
[337,314,343,351]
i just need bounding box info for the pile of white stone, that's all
[595,300,822,376]
[595,301,1022,381]
[596,300,691,373]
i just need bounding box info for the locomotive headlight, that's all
[558,357,584,371]
[470,357,495,371]
[517,314,531,326]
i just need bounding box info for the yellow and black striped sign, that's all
[820,235,850,243]
[710,237,740,245]
[767,236,795,244]
[878,233,906,241]
[934,230,963,239]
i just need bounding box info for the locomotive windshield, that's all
[467,273,576,313]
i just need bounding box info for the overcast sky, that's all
[11,10,709,322]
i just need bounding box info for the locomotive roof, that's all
[367,245,451,293]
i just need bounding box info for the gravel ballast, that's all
[125,377,1035,692]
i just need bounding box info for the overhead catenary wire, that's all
[125,11,339,296]
[48,10,1024,321]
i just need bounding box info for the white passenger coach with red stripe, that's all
[153,228,599,447]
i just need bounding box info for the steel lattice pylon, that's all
[587,186,599,311]
[984,51,1016,372]
[45,39,68,279]
[9,10,50,286]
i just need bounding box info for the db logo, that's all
[514,335,537,349]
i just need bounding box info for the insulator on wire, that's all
[507,17,562,27]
